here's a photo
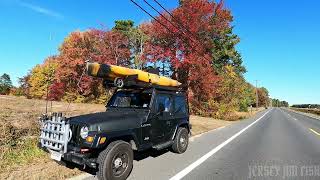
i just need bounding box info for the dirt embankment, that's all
[0,95,263,180]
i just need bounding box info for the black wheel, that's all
[97,141,133,180]
[172,127,189,154]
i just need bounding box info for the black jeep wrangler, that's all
[39,86,190,180]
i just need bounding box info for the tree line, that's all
[291,104,320,109]
[8,0,272,119]
[271,98,289,107]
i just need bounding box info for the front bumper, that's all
[63,150,97,169]
[38,143,97,169]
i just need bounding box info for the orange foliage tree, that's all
[53,29,130,102]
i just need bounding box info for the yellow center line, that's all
[309,128,320,136]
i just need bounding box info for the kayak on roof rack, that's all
[86,62,182,88]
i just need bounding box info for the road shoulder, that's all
[285,108,320,120]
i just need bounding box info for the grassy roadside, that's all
[290,107,320,116]
[0,95,263,180]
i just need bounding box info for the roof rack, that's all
[102,75,186,92]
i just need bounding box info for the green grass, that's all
[0,138,46,173]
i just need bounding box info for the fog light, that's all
[99,137,107,144]
[86,136,94,143]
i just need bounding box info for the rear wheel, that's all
[97,141,133,180]
[172,127,189,154]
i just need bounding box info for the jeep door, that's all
[172,95,189,130]
[151,92,176,145]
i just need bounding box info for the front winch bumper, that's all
[39,112,71,159]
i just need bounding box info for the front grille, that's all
[69,123,82,144]
[39,113,71,153]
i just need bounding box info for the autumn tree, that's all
[28,56,57,99]
[55,29,130,102]
[17,74,31,98]
[239,83,256,111]
[19,0,274,118]
[143,2,216,85]
[140,0,242,114]
[209,65,254,117]
[257,87,269,107]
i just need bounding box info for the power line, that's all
[130,0,211,62]
[152,0,198,39]
[129,0,172,33]
[143,0,206,53]
[143,0,189,38]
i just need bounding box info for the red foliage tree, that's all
[141,0,231,106]
[48,81,65,101]
[55,29,130,99]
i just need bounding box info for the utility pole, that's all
[255,80,259,108]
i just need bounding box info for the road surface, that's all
[72,108,320,180]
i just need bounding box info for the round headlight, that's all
[80,126,89,139]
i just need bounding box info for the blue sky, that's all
[0,0,319,105]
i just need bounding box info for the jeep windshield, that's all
[107,90,152,109]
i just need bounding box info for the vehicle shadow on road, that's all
[66,149,171,176]
[134,148,170,161]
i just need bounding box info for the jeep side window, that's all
[108,91,151,108]
[174,96,187,114]
[156,94,172,112]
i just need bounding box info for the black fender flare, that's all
[97,129,140,150]
[171,120,191,140]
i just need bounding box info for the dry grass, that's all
[232,107,266,120]
[190,108,264,135]
[190,115,232,135]
[0,95,105,179]
[0,95,263,180]
[291,108,320,116]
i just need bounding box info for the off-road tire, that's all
[172,127,189,154]
[97,140,133,180]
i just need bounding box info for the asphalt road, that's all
[74,108,320,180]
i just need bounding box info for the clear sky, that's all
[0,0,319,105]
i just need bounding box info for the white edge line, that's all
[69,123,229,179]
[70,124,230,179]
[169,109,271,180]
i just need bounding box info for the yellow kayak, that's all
[86,62,181,87]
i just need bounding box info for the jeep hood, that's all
[69,108,149,132]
